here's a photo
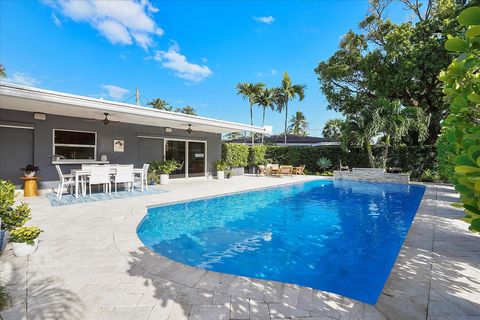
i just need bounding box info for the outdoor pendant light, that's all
[186,124,192,134]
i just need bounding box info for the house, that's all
[225,134,340,147]
[0,82,269,188]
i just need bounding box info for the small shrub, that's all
[214,160,228,171]
[419,169,440,182]
[149,160,180,175]
[317,157,332,172]
[0,180,31,231]
[9,226,42,245]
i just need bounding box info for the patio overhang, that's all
[0,82,271,134]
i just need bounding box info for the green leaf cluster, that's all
[249,145,268,166]
[315,0,466,145]
[222,143,250,168]
[439,6,480,232]
[213,160,228,171]
[0,180,31,231]
[149,160,180,175]
[9,226,42,245]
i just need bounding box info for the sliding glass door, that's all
[165,140,186,178]
[188,141,206,177]
[164,139,206,178]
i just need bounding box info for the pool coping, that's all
[113,178,437,319]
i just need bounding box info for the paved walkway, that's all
[0,176,479,320]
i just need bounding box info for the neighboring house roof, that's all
[225,134,340,146]
[0,82,270,134]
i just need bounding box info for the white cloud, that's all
[271,69,277,75]
[102,84,129,100]
[45,0,163,49]
[51,13,62,26]
[5,72,40,87]
[253,16,275,24]
[154,42,212,83]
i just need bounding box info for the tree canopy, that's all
[315,0,469,144]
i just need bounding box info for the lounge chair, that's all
[279,165,293,178]
[339,160,349,171]
[268,164,280,176]
[257,165,267,176]
[293,165,305,175]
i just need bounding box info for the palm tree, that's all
[375,98,428,167]
[273,72,306,144]
[254,88,275,143]
[341,109,381,168]
[236,82,265,145]
[224,131,245,141]
[0,64,6,78]
[288,111,308,136]
[148,98,172,111]
[322,119,345,140]
[177,106,197,115]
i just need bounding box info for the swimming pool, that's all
[137,179,425,304]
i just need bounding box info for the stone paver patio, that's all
[0,176,479,320]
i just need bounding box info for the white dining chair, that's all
[55,165,74,199]
[88,165,111,197]
[112,165,134,193]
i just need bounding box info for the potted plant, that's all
[21,165,39,178]
[0,179,32,250]
[149,160,180,185]
[214,160,228,180]
[9,226,42,257]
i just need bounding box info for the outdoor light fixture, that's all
[186,124,192,134]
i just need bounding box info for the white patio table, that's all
[71,167,145,198]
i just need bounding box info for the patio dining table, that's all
[71,167,145,198]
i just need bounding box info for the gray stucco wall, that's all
[0,108,222,189]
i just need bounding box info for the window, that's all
[53,129,96,160]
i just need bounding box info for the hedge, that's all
[222,143,438,178]
[265,145,438,178]
[222,143,249,168]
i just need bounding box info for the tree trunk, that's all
[262,107,266,144]
[382,134,390,168]
[284,102,288,144]
[250,103,254,146]
[366,141,375,168]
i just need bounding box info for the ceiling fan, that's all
[84,113,119,126]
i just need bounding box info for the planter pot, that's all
[12,238,38,257]
[24,171,36,178]
[160,174,170,185]
[216,171,225,180]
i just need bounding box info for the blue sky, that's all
[0,0,408,135]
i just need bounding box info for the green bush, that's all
[9,226,42,245]
[249,145,267,166]
[214,160,228,171]
[222,143,249,168]
[265,145,438,178]
[0,180,31,231]
[149,160,180,175]
[438,6,480,232]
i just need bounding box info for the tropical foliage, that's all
[322,119,344,140]
[315,0,467,145]
[438,6,480,232]
[214,160,228,171]
[254,88,275,143]
[148,98,172,111]
[9,226,42,245]
[149,160,180,175]
[316,157,332,172]
[288,111,308,136]
[0,64,5,78]
[236,82,265,144]
[272,72,306,143]
[249,145,267,166]
[222,143,250,168]
[0,180,31,231]
[178,106,197,115]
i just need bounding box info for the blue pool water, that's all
[137,180,425,304]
